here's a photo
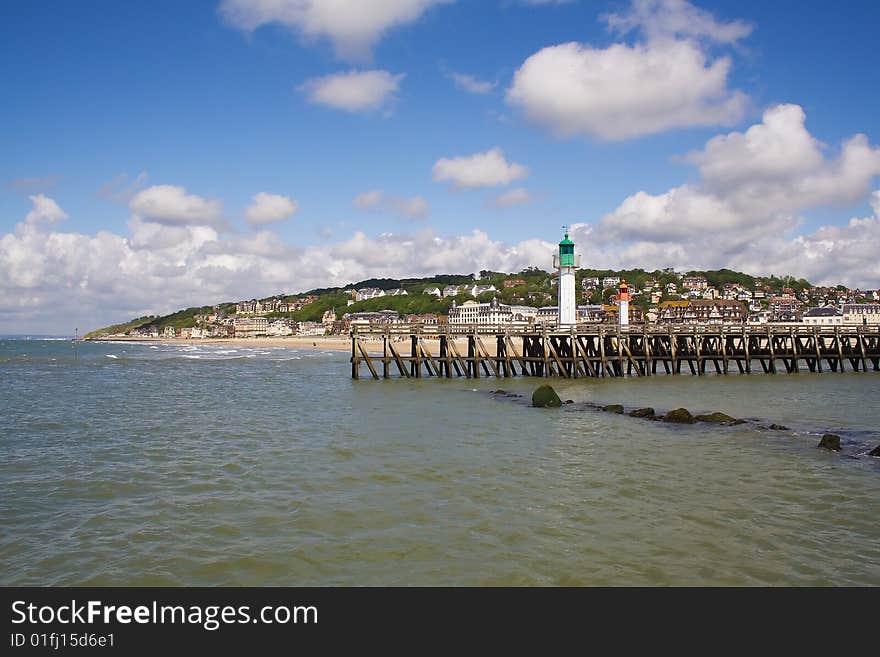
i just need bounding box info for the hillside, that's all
[83,266,836,337]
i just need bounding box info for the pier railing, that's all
[349,323,880,379]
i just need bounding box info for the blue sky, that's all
[2,0,879,332]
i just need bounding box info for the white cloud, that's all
[353,189,428,219]
[493,187,532,208]
[219,0,452,61]
[299,69,404,112]
[594,104,880,283]
[3,186,880,335]
[129,185,224,227]
[25,194,68,227]
[603,0,753,44]
[245,192,299,226]
[432,148,529,189]
[450,72,495,94]
[507,39,747,140]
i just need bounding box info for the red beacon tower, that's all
[618,279,631,327]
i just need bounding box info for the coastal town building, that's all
[658,300,746,324]
[233,316,268,337]
[601,276,620,289]
[802,307,843,326]
[600,304,645,325]
[768,296,802,322]
[346,310,400,326]
[448,299,538,325]
[355,287,386,302]
[504,278,527,288]
[842,304,880,325]
[682,276,708,291]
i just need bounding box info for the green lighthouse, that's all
[558,231,575,267]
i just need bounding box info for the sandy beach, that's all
[92,335,499,355]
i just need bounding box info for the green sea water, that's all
[1,338,878,586]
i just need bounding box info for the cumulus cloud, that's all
[432,148,529,189]
[603,0,753,44]
[493,187,532,208]
[3,187,880,335]
[129,185,224,227]
[353,189,428,219]
[449,72,495,94]
[299,69,404,112]
[219,0,452,61]
[0,201,556,332]
[245,192,299,226]
[507,39,747,141]
[24,194,68,227]
[592,104,880,284]
[601,105,880,240]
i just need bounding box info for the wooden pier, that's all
[350,323,880,379]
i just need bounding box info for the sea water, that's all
[1,338,878,585]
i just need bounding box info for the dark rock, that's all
[629,407,655,418]
[662,408,696,424]
[532,385,562,408]
[602,404,625,414]
[491,389,506,395]
[817,434,841,451]
[868,445,880,457]
[768,424,789,431]
[694,412,741,424]
[564,399,574,404]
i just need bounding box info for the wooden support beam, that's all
[418,338,439,377]
[546,336,569,379]
[475,336,500,378]
[357,339,379,380]
[387,338,409,377]
[351,334,359,379]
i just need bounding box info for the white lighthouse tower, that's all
[617,279,631,328]
[554,228,580,326]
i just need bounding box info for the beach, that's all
[93,334,499,355]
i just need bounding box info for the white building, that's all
[802,307,842,326]
[842,304,880,325]
[267,320,293,336]
[602,276,620,289]
[424,287,442,298]
[468,284,498,297]
[355,287,386,302]
[448,299,537,326]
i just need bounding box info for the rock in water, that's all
[869,445,880,457]
[817,434,841,451]
[629,407,655,418]
[603,404,625,414]
[532,385,562,408]
[768,424,789,431]
[694,412,743,424]
[663,408,696,424]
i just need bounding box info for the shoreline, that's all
[87,335,497,355]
